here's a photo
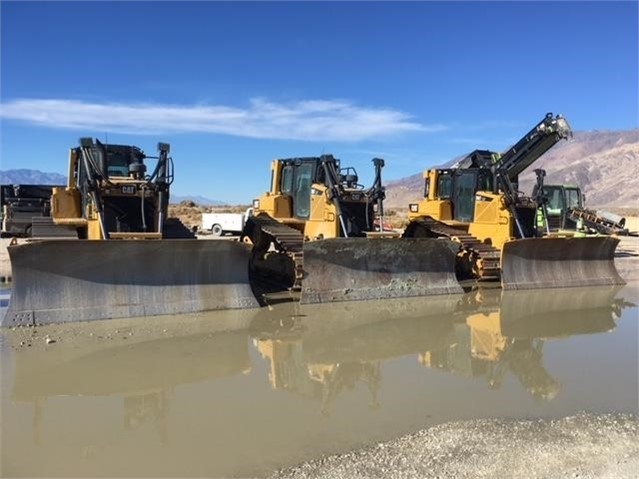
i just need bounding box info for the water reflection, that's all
[251,295,457,415]
[252,286,626,410]
[1,285,635,477]
[420,287,627,403]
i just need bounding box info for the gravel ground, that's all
[271,413,639,479]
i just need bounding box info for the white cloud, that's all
[0,97,447,142]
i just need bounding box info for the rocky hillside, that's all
[384,129,639,209]
[517,130,639,207]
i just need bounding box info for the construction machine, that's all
[2,139,258,326]
[241,154,463,304]
[531,171,630,236]
[1,184,63,237]
[403,113,624,290]
[531,170,584,233]
[27,138,191,239]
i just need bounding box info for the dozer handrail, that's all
[321,156,349,237]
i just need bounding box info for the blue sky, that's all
[1,1,637,204]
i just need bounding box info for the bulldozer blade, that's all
[501,236,625,291]
[2,239,259,326]
[300,237,463,304]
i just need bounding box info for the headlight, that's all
[252,199,260,209]
[409,203,419,213]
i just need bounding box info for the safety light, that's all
[252,199,260,209]
[409,203,419,213]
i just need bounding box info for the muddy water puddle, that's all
[1,283,637,477]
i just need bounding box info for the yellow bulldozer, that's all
[403,113,625,290]
[2,138,258,326]
[241,154,463,304]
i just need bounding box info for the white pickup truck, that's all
[201,208,253,236]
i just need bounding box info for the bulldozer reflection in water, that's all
[255,339,382,415]
[420,313,563,403]
[250,285,628,412]
[4,285,632,473]
[421,286,631,402]
[10,321,253,449]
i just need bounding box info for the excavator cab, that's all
[533,182,584,232]
[535,180,629,236]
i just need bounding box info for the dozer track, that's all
[404,216,501,279]
[243,214,305,289]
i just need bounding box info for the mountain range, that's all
[0,170,225,205]
[0,169,67,186]
[384,129,639,209]
[3,128,637,208]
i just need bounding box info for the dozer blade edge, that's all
[2,239,259,326]
[501,236,625,291]
[300,237,463,304]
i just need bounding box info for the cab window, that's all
[477,170,493,192]
[566,189,581,209]
[293,163,313,219]
[438,175,452,199]
[281,166,294,195]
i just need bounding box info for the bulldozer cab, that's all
[414,168,494,224]
[278,159,316,220]
[102,145,146,178]
[451,169,494,223]
[41,138,180,240]
[258,155,378,239]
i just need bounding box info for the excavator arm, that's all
[493,113,572,182]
